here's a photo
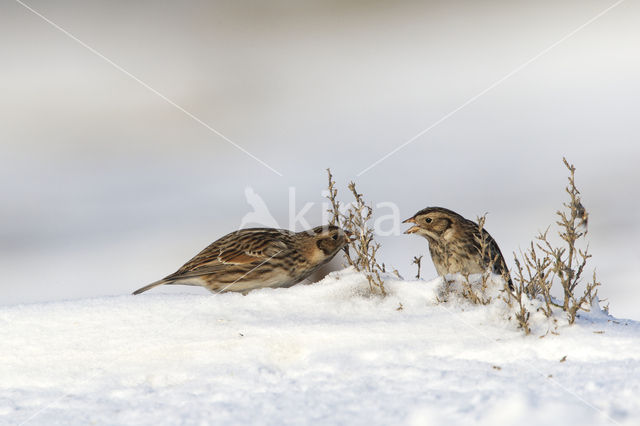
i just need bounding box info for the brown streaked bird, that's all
[133,226,350,295]
[403,207,512,287]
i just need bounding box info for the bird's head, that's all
[403,207,463,242]
[306,225,352,257]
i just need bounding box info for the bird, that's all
[133,225,351,295]
[403,207,512,287]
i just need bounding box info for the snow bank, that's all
[1,269,639,425]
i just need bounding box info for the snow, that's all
[2,269,639,425]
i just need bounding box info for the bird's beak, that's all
[403,217,419,234]
[404,225,421,235]
[344,230,356,241]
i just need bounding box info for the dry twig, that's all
[325,170,386,295]
[511,158,601,326]
[412,255,423,280]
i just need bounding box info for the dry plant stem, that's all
[325,168,342,228]
[511,240,554,319]
[474,215,494,303]
[511,157,602,329]
[346,182,387,295]
[392,269,403,279]
[511,256,532,334]
[537,158,600,324]
[460,273,490,305]
[528,241,554,317]
[412,256,423,279]
[325,169,386,295]
[326,168,354,266]
[451,214,494,306]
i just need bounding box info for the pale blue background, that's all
[1,0,638,318]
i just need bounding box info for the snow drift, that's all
[1,269,639,425]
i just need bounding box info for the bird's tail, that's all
[132,279,172,295]
[132,276,208,295]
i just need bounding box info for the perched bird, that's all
[133,226,351,295]
[403,207,512,287]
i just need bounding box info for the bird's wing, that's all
[466,220,508,272]
[169,229,292,278]
[217,229,290,263]
[480,230,512,281]
[483,234,505,271]
[217,240,288,264]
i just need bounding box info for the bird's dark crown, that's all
[307,225,342,235]
[403,206,471,241]
[410,206,465,221]
[298,225,349,246]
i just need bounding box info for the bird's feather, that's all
[132,226,349,295]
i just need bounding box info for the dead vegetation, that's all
[461,214,497,306]
[506,158,602,332]
[326,169,386,295]
[431,158,603,334]
[326,158,603,333]
[412,256,423,279]
[439,214,501,307]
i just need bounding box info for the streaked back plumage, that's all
[133,226,349,295]
[404,207,512,287]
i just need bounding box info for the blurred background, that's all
[1,0,638,318]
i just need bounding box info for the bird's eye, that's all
[331,234,338,240]
[425,218,432,224]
